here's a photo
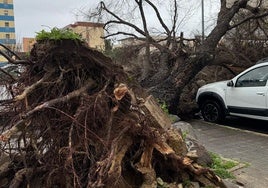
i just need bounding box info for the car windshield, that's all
[236,65,268,87]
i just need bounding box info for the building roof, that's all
[64,21,104,29]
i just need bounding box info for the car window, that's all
[236,65,268,87]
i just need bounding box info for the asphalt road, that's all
[224,116,268,134]
[188,119,268,188]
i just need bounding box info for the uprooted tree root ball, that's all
[0,40,226,187]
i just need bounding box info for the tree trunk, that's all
[139,0,252,116]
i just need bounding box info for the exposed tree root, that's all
[0,40,226,187]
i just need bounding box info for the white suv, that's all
[196,60,268,123]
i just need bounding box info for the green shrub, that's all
[35,28,82,41]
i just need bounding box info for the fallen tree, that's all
[0,39,226,187]
[88,0,268,116]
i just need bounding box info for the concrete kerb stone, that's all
[172,121,212,166]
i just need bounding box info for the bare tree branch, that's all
[144,0,171,35]
[203,0,249,51]
[258,18,268,37]
[229,11,268,29]
[0,68,17,82]
[221,0,227,8]
[101,1,146,37]
[104,31,142,39]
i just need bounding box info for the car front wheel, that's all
[201,100,224,123]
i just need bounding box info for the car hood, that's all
[200,80,228,90]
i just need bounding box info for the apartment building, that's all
[22,37,35,52]
[0,0,15,47]
[0,0,15,64]
[64,21,105,50]
[23,22,105,52]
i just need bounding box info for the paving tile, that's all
[188,119,268,188]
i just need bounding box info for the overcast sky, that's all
[13,0,219,42]
[13,0,99,41]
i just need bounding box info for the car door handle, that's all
[256,92,265,96]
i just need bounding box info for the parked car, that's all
[196,60,268,123]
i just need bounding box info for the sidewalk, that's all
[188,119,268,188]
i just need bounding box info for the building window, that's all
[3,0,8,4]
[4,10,8,16]
[5,22,9,27]
[6,34,10,39]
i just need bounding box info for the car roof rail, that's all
[256,57,268,64]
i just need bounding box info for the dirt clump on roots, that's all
[0,40,226,187]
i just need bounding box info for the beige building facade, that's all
[22,37,36,52]
[64,21,105,50]
[22,21,105,52]
[0,0,15,47]
[0,0,15,64]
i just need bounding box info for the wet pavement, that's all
[188,119,268,188]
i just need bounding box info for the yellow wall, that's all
[0,55,7,63]
[71,26,104,49]
[0,21,14,27]
[0,0,15,47]
[0,0,13,4]
[0,32,15,38]
[22,22,105,52]
[22,37,36,52]
[0,9,14,15]
[65,22,105,50]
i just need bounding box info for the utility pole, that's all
[201,0,205,64]
[201,0,205,44]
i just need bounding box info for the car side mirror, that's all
[227,80,234,87]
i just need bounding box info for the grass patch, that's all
[159,101,169,114]
[209,152,239,179]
